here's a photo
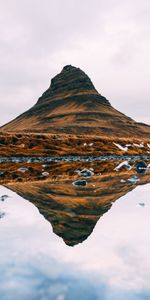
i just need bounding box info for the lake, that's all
[0,158,150,300]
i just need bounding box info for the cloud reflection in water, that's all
[0,177,150,299]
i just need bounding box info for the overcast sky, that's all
[0,0,150,126]
[1,184,150,299]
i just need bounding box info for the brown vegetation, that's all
[0,132,150,157]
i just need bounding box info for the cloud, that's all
[1,184,150,299]
[0,0,150,126]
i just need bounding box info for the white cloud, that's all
[0,0,150,126]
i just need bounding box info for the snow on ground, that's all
[113,141,150,152]
[114,161,132,171]
[127,175,140,184]
[113,143,128,152]
[83,143,94,147]
[133,143,144,148]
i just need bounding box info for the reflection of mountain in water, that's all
[4,160,150,246]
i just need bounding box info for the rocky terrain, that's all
[0,65,150,157]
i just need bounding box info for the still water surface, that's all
[0,160,150,300]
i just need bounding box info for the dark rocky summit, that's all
[38,65,108,103]
[1,65,150,137]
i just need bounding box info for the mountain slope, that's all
[1,65,150,137]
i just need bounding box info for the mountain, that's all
[1,65,150,137]
[4,160,150,246]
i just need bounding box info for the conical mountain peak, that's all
[1,65,150,137]
[38,65,98,102]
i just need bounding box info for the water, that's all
[0,159,150,300]
[0,155,150,163]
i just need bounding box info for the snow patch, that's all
[17,168,28,173]
[42,172,49,177]
[114,161,132,171]
[83,142,94,147]
[133,143,144,148]
[128,176,140,184]
[120,179,126,183]
[113,143,128,152]
[75,168,94,178]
